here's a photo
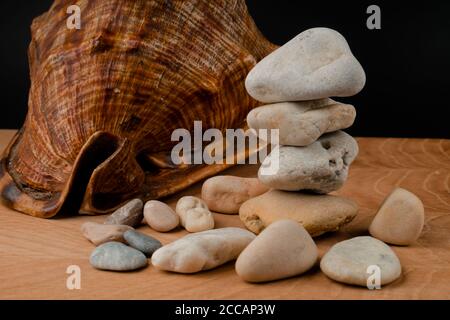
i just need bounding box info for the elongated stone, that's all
[247,99,356,146]
[152,228,255,273]
[81,222,133,246]
[239,190,358,237]
[123,230,162,256]
[104,199,143,227]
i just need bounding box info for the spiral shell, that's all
[0,0,275,218]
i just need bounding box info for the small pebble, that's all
[90,242,148,271]
[81,222,133,246]
[236,220,318,283]
[152,228,255,273]
[245,27,366,103]
[201,176,269,214]
[258,131,358,194]
[239,190,358,237]
[144,200,179,232]
[123,230,162,257]
[104,199,143,227]
[176,196,214,232]
[320,236,402,287]
[247,99,356,147]
[369,188,425,246]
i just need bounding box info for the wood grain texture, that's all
[0,130,449,300]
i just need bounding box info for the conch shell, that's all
[0,0,275,218]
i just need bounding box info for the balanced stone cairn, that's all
[236,28,365,241]
[246,27,364,195]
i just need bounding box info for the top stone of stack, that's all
[245,28,366,103]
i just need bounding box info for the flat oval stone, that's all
[90,242,148,271]
[247,99,356,146]
[245,27,366,103]
[320,236,402,287]
[239,190,358,237]
[236,220,318,283]
[201,176,269,214]
[81,222,133,246]
[176,196,214,232]
[123,230,162,257]
[104,199,143,227]
[369,188,425,246]
[258,131,358,193]
[151,228,255,273]
[144,200,179,232]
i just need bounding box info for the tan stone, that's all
[247,99,356,146]
[201,176,269,214]
[144,200,179,232]
[239,190,358,237]
[245,27,366,103]
[152,228,255,273]
[320,236,402,287]
[236,220,318,283]
[176,196,214,232]
[369,188,425,246]
[81,222,133,246]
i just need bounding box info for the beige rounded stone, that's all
[201,176,269,214]
[247,99,356,147]
[239,190,358,237]
[104,198,143,227]
[320,236,402,287]
[258,131,358,193]
[369,188,425,246]
[245,27,366,103]
[144,200,179,232]
[183,208,215,232]
[176,196,214,232]
[81,222,133,246]
[236,220,318,283]
[151,228,255,273]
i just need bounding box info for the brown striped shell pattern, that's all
[0,0,276,218]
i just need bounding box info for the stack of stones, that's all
[245,27,364,197]
[80,27,425,288]
[234,28,364,238]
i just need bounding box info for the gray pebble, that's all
[104,199,143,227]
[90,242,148,271]
[124,230,162,257]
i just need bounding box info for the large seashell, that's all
[0,0,276,218]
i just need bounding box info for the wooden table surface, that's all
[0,129,449,300]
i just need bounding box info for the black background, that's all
[0,0,449,138]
